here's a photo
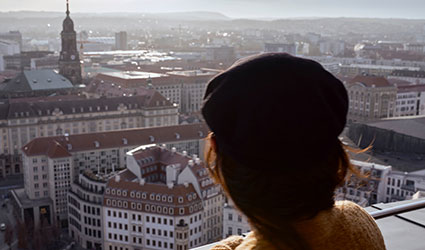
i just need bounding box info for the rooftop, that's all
[343,64,420,71]
[22,123,208,157]
[0,92,172,120]
[10,188,52,208]
[367,116,425,140]
[0,69,74,93]
[349,75,392,87]
[100,71,168,80]
[166,70,217,77]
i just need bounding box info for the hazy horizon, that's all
[2,0,425,19]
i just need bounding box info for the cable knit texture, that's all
[211,201,386,250]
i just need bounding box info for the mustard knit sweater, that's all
[211,201,386,250]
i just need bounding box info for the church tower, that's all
[59,0,82,85]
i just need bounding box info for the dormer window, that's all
[175,133,180,139]
[149,136,155,142]
[94,141,100,148]
[122,138,128,145]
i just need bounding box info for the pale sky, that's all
[2,0,425,19]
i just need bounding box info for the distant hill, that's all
[0,11,231,21]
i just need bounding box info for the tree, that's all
[17,221,28,249]
[32,229,42,250]
[4,224,14,250]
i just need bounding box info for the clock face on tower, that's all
[71,55,75,60]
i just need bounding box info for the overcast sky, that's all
[2,0,425,19]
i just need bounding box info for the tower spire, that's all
[66,0,70,16]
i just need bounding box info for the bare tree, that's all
[32,229,42,250]
[17,221,28,249]
[4,224,14,250]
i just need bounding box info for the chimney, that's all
[195,158,201,165]
[115,175,120,182]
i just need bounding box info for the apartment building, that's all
[68,170,108,250]
[222,199,250,239]
[389,70,425,84]
[166,70,215,113]
[90,69,218,113]
[340,64,420,78]
[394,85,425,117]
[103,146,223,250]
[346,75,397,123]
[0,92,178,177]
[13,123,208,228]
[384,169,425,203]
[336,160,392,207]
[336,160,425,207]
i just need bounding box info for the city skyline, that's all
[2,0,425,19]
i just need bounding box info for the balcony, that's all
[192,198,425,250]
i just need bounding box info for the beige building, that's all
[346,75,397,123]
[0,92,178,178]
[90,69,218,114]
[15,123,208,228]
[102,146,223,250]
[340,64,420,78]
[68,170,110,250]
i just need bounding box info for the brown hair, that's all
[205,132,356,250]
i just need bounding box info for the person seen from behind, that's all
[201,53,386,250]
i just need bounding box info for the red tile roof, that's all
[397,84,425,93]
[22,123,208,157]
[349,75,392,87]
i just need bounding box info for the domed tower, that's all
[59,0,82,85]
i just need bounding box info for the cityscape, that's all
[1,0,425,249]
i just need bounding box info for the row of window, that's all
[106,188,188,204]
[227,213,243,222]
[106,200,190,215]
[84,205,101,216]
[147,239,173,249]
[84,216,101,227]
[84,227,101,238]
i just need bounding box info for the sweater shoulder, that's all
[333,200,386,250]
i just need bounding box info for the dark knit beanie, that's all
[201,53,348,170]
